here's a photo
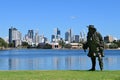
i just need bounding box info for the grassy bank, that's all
[0,70,120,80]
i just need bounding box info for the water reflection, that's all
[104,56,120,70]
[0,49,119,70]
[6,56,90,70]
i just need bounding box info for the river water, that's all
[0,49,119,70]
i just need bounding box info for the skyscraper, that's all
[65,29,72,43]
[74,35,79,43]
[28,30,34,40]
[34,31,39,45]
[54,28,61,41]
[51,28,61,43]
[51,35,55,42]
[65,32,69,41]
[9,27,22,47]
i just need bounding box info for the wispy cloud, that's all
[70,16,78,20]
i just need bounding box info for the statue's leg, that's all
[90,56,96,71]
[98,54,103,71]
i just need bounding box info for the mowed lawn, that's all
[0,70,119,80]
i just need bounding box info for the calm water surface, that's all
[0,49,120,70]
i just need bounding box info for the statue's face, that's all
[89,28,95,34]
[89,28,92,33]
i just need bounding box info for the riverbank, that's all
[0,70,119,80]
[1,47,120,50]
[0,47,13,50]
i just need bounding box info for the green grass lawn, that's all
[0,70,119,80]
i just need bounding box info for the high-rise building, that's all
[54,28,61,41]
[51,28,61,43]
[65,29,72,43]
[23,30,34,45]
[39,35,47,43]
[79,31,86,43]
[9,27,22,47]
[54,28,60,36]
[74,35,79,43]
[28,30,34,40]
[65,32,69,41]
[51,35,55,42]
[34,31,39,45]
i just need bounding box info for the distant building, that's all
[23,29,34,45]
[65,29,72,43]
[79,31,86,43]
[34,31,39,46]
[51,35,55,42]
[65,32,69,41]
[104,35,114,43]
[70,43,82,49]
[39,35,47,43]
[23,34,33,45]
[73,35,79,43]
[51,28,61,48]
[28,30,34,40]
[54,28,61,42]
[9,27,22,47]
[51,28,61,43]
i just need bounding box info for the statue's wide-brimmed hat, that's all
[87,25,96,31]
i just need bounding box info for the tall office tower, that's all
[28,30,34,40]
[65,32,69,41]
[74,35,79,43]
[51,35,55,42]
[9,27,22,47]
[52,28,61,43]
[79,31,86,43]
[65,29,72,43]
[34,31,39,45]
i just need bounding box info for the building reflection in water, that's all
[5,55,120,70]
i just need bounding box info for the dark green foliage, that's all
[8,42,15,48]
[113,40,120,47]
[22,42,29,48]
[0,37,8,48]
[44,43,52,49]
[37,43,52,49]
[59,40,65,48]
[109,43,118,49]
[64,44,71,49]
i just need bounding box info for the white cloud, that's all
[70,16,78,20]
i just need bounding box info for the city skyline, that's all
[9,27,86,41]
[0,0,120,39]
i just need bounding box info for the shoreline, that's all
[1,48,120,50]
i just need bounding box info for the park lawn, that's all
[0,70,119,80]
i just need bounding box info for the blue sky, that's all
[0,0,120,40]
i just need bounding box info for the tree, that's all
[113,40,120,47]
[0,37,8,48]
[109,43,118,49]
[59,40,65,48]
[64,44,72,49]
[37,43,52,49]
[22,42,29,48]
[43,43,52,49]
[8,42,14,48]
